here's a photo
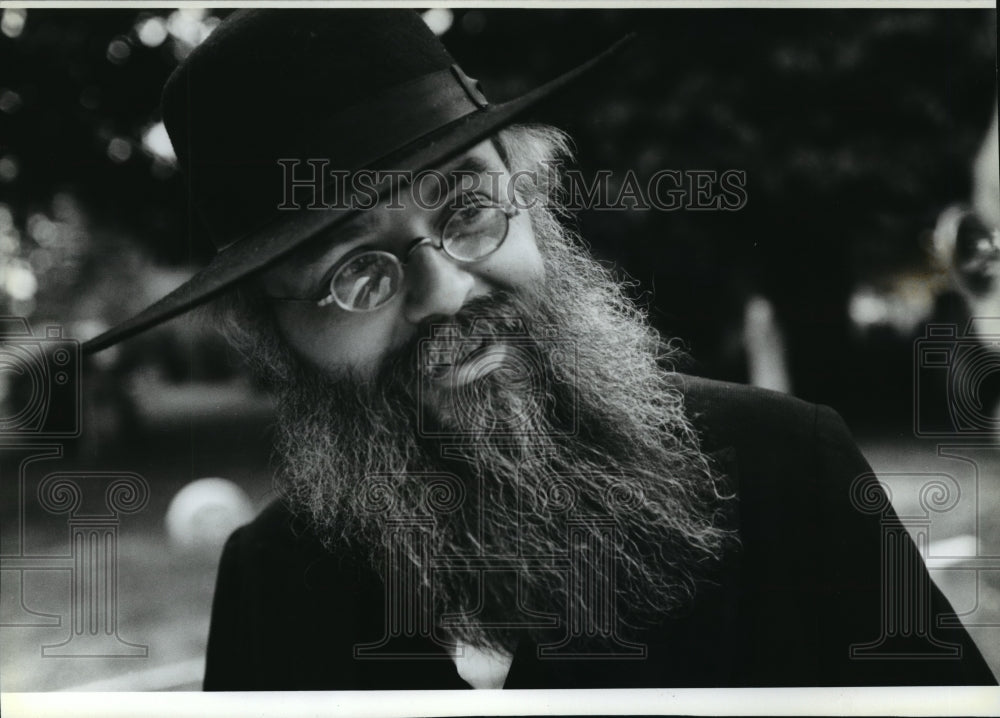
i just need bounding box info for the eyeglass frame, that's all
[265,198,519,313]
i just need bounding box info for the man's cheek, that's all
[487,223,545,289]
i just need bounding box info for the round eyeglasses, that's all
[270,199,518,313]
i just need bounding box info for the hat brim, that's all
[82,34,634,354]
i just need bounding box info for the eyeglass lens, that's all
[331,252,403,311]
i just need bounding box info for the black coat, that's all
[203,376,996,689]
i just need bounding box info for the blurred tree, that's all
[447,9,996,414]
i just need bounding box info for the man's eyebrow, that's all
[441,156,502,195]
[287,211,377,268]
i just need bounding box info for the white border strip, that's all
[3,688,1000,717]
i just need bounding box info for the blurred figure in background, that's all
[922,104,1000,434]
[930,103,1000,320]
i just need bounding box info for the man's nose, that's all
[402,241,477,324]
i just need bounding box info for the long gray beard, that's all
[263,220,735,653]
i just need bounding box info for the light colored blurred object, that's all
[72,318,118,369]
[924,533,978,568]
[135,15,168,49]
[848,272,941,335]
[141,121,176,164]
[165,477,254,552]
[421,8,454,36]
[972,103,999,230]
[1,8,26,39]
[743,293,791,393]
[166,9,220,61]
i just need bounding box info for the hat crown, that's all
[162,10,465,247]
[164,10,454,166]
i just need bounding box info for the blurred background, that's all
[1,7,998,689]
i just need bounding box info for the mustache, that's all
[376,290,538,385]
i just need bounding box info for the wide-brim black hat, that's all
[82,9,631,354]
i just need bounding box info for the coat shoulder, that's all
[675,373,840,454]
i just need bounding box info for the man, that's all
[82,10,995,689]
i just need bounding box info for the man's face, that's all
[259,140,545,377]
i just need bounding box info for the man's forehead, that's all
[375,139,508,208]
[437,139,508,177]
[406,154,502,207]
